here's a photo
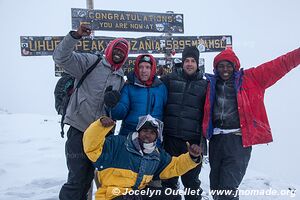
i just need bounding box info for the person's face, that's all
[112,48,125,64]
[183,57,198,75]
[216,61,235,81]
[138,129,157,143]
[138,62,152,82]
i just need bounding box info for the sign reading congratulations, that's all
[71,8,184,33]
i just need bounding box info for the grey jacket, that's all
[53,33,124,132]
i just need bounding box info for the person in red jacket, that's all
[202,47,300,200]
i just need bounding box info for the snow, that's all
[0,113,65,200]
[0,112,299,199]
[1,0,300,191]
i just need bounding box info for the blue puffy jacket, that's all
[111,72,167,136]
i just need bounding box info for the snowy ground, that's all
[0,111,298,199]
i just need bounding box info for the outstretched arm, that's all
[83,117,115,163]
[157,143,202,179]
[246,48,300,89]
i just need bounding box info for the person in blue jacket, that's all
[104,54,168,137]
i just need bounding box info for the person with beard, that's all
[53,24,129,200]
[83,114,202,200]
[203,47,300,200]
[160,46,207,200]
[104,54,167,137]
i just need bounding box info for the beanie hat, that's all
[104,38,129,71]
[138,121,159,135]
[182,46,200,66]
[134,54,157,86]
[213,48,241,71]
[114,40,129,55]
[138,55,153,65]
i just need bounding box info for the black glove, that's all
[104,86,121,108]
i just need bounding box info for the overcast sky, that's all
[0,0,299,185]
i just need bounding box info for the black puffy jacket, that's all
[161,68,207,141]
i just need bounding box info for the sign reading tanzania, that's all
[71,8,184,33]
[21,35,232,56]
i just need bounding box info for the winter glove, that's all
[104,86,121,108]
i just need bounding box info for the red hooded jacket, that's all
[134,54,157,86]
[104,38,129,71]
[203,48,300,147]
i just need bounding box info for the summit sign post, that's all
[20,35,232,56]
[20,7,234,77]
[71,8,184,33]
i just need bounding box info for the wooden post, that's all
[86,3,95,200]
[164,11,174,74]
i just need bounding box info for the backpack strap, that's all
[60,55,102,138]
[76,55,102,89]
[60,107,68,138]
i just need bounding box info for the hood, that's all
[104,38,129,71]
[134,54,157,86]
[213,48,241,72]
[136,114,164,143]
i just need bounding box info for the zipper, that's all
[146,88,150,114]
[220,81,226,127]
[180,81,191,115]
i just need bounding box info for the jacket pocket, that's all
[111,169,136,188]
[253,119,271,133]
[74,95,86,114]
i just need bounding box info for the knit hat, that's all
[213,48,241,71]
[134,54,157,86]
[138,121,158,134]
[138,55,153,65]
[114,40,129,55]
[182,46,200,66]
[104,38,129,71]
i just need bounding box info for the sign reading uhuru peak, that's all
[20,35,232,56]
[71,8,184,33]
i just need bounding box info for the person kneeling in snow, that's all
[83,114,202,200]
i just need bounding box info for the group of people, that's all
[53,24,300,200]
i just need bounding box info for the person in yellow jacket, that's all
[83,114,202,200]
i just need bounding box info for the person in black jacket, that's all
[160,46,207,200]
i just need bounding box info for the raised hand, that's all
[186,141,202,158]
[76,24,92,37]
